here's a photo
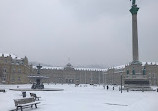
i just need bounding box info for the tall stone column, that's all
[130,4,140,64]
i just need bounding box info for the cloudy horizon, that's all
[0,0,158,67]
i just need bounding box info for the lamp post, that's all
[99,71,100,85]
[103,72,107,89]
[121,74,122,93]
[90,71,93,85]
[84,71,87,84]
[119,70,125,93]
[112,70,124,93]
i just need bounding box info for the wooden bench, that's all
[0,89,5,92]
[14,97,40,111]
[75,84,79,87]
[30,93,41,101]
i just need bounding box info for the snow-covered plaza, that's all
[0,84,158,111]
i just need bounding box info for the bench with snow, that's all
[14,97,40,111]
[0,89,5,92]
[30,93,41,101]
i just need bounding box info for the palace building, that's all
[33,63,104,85]
[0,53,157,86]
[0,54,33,84]
[0,54,105,85]
[105,62,158,86]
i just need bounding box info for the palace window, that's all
[12,68,16,73]
[18,77,21,81]
[11,77,15,82]
[18,68,21,73]
[5,59,7,63]
[2,74,6,82]
[3,68,7,73]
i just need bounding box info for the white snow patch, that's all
[0,53,22,59]
[114,64,126,69]
[142,62,158,66]
[0,84,158,111]
[33,66,107,71]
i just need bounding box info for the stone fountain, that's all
[28,64,49,89]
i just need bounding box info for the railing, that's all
[125,74,148,79]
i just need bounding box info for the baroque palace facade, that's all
[0,54,158,86]
[105,62,158,86]
[0,54,104,84]
[33,63,104,85]
[0,54,32,84]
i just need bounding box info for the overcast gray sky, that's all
[0,0,158,67]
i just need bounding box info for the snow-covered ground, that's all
[0,84,158,111]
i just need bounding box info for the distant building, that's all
[1,54,157,86]
[33,63,104,85]
[0,54,32,84]
[0,54,104,85]
[105,62,158,86]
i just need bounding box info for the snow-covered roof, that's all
[112,62,158,70]
[32,62,158,72]
[74,68,107,71]
[28,75,49,79]
[113,65,126,69]
[0,53,22,60]
[142,62,158,66]
[33,65,107,71]
[32,66,63,70]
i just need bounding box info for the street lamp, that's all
[85,71,87,84]
[98,71,100,85]
[121,74,122,93]
[103,72,107,89]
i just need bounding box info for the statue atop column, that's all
[130,0,136,5]
[130,0,139,15]
[124,1,152,91]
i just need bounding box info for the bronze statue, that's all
[130,0,136,5]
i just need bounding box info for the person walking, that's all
[107,85,109,90]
